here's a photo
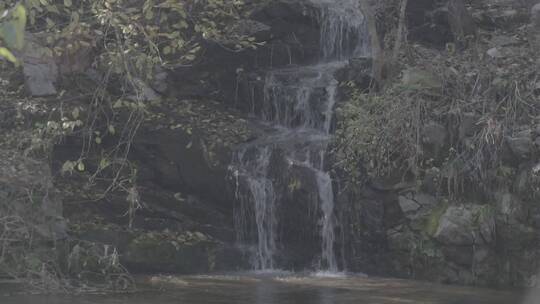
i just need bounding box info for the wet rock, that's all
[338,186,388,275]
[335,57,374,93]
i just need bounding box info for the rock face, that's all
[74,223,245,274]
[384,199,503,286]
[166,0,323,111]
[131,100,255,211]
[38,0,540,288]
[48,0,334,276]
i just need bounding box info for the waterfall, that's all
[234,146,277,270]
[314,0,370,60]
[316,170,338,271]
[232,0,369,272]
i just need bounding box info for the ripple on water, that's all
[312,271,348,278]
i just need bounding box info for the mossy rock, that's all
[424,202,449,237]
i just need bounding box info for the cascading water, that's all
[314,0,371,61]
[233,147,277,270]
[232,0,369,272]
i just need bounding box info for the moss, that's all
[424,201,448,237]
[288,178,302,193]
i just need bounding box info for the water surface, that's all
[0,273,523,304]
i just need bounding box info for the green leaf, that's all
[71,107,80,119]
[108,125,116,135]
[61,160,76,174]
[77,161,85,172]
[99,158,110,170]
[0,4,27,50]
[0,47,18,64]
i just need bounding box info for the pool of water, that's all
[0,273,525,304]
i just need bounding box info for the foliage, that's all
[335,39,540,199]
[0,3,27,64]
[1,0,259,71]
[0,0,263,198]
[0,218,134,293]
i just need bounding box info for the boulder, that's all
[434,205,495,246]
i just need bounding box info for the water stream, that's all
[232,0,369,272]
